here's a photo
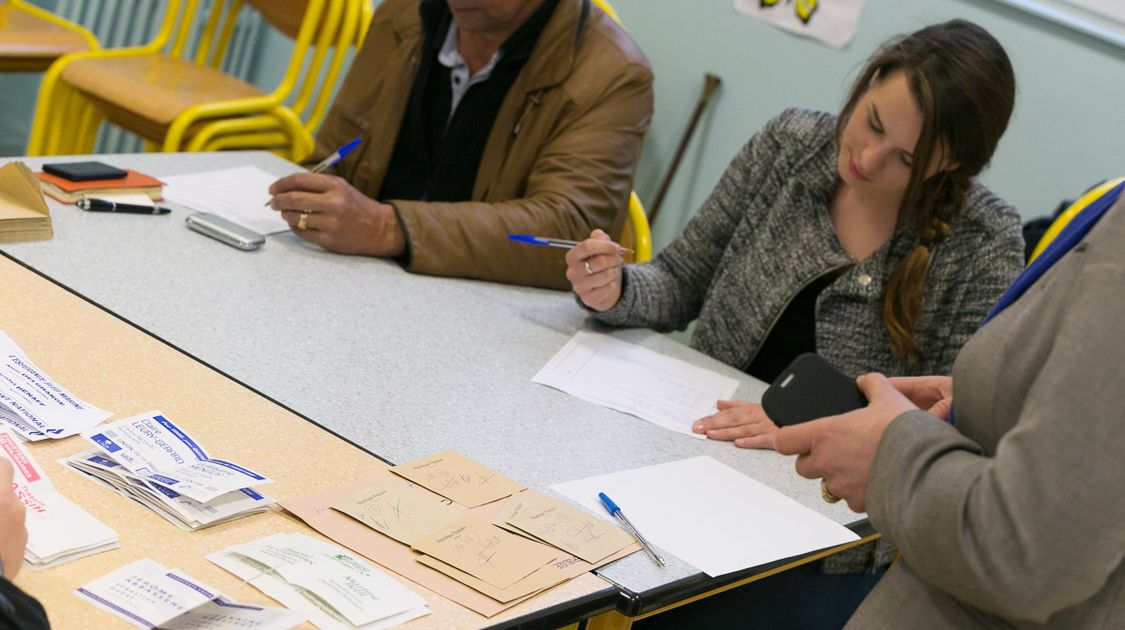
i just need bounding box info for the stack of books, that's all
[0,162,52,243]
[35,168,163,203]
[64,411,275,531]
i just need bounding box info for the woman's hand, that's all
[693,400,779,449]
[774,373,918,512]
[565,229,625,312]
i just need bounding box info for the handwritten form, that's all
[411,515,557,589]
[161,166,290,234]
[390,450,525,507]
[533,331,741,437]
[505,495,634,563]
[332,478,462,545]
[552,456,860,577]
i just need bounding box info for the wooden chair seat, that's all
[0,4,94,71]
[60,55,263,140]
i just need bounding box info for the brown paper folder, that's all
[282,472,640,617]
[0,162,52,243]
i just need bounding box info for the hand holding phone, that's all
[761,353,867,426]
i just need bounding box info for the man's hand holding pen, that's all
[268,173,405,257]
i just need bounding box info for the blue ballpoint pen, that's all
[264,137,362,205]
[599,492,665,567]
[508,234,634,253]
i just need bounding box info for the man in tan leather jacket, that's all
[268,0,653,290]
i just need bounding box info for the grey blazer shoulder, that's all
[853,191,1125,628]
[595,108,1024,378]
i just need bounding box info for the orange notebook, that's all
[35,169,164,204]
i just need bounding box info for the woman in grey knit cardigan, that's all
[568,20,1023,449]
[566,19,1025,628]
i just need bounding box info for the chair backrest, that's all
[590,0,622,22]
[1028,177,1125,263]
[153,0,365,143]
[620,192,653,263]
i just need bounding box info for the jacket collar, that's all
[389,1,585,91]
[517,0,586,92]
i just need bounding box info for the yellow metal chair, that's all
[0,0,98,72]
[1028,177,1125,263]
[590,0,650,263]
[619,191,653,263]
[28,0,368,161]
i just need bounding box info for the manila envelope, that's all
[411,515,556,590]
[506,496,636,564]
[282,472,640,617]
[331,477,461,545]
[390,449,524,508]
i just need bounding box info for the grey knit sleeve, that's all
[591,110,799,332]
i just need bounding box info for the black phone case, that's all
[761,353,867,426]
[42,161,128,182]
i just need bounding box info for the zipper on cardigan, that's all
[741,263,854,373]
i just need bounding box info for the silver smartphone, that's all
[185,212,265,251]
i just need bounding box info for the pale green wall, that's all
[611,0,1125,248]
[5,0,1122,252]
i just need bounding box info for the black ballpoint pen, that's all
[76,197,171,215]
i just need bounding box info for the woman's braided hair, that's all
[836,19,1016,361]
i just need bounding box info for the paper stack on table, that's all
[77,558,304,629]
[208,533,430,630]
[0,162,53,243]
[0,330,113,441]
[533,331,741,437]
[63,410,274,531]
[0,429,118,568]
[281,450,640,618]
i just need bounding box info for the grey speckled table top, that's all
[1,152,866,614]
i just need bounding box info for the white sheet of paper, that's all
[0,330,112,441]
[533,331,740,437]
[162,166,289,234]
[551,456,860,577]
[76,558,303,629]
[0,430,118,568]
[84,410,272,503]
[207,533,429,629]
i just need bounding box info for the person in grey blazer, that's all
[777,182,1125,628]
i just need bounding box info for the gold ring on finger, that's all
[297,211,309,230]
[821,479,841,504]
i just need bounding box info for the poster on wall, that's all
[733,0,868,48]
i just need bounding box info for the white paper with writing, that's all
[162,166,289,234]
[208,533,429,629]
[76,558,303,629]
[533,331,740,437]
[83,410,272,503]
[0,330,111,441]
[0,429,118,568]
